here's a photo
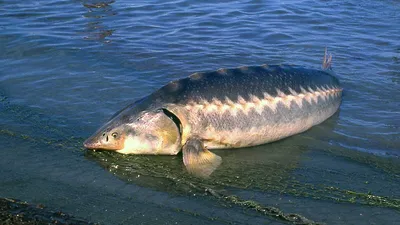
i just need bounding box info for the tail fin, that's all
[322,47,332,70]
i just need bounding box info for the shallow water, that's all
[1,0,399,224]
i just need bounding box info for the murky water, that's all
[1,0,399,224]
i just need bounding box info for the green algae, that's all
[84,148,400,224]
[222,195,323,225]
[325,146,400,178]
[1,91,400,224]
[85,143,400,209]
[0,197,98,225]
[2,122,400,223]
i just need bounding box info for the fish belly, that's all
[185,85,342,149]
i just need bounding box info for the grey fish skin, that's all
[84,56,342,177]
[155,65,340,104]
[89,64,342,149]
[157,65,342,149]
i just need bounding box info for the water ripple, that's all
[1,0,399,223]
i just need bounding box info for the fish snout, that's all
[83,131,125,150]
[83,138,100,149]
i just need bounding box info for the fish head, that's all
[83,122,127,151]
[84,108,181,155]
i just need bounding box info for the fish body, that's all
[159,64,342,150]
[84,52,342,177]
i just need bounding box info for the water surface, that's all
[1,0,399,224]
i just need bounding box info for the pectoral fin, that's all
[182,138,222,178]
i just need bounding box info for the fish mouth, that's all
[83,139,101,150]
[83,137,124,151]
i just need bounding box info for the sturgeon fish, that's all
[84,50,342,177]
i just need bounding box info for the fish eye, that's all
[112,132,118,138]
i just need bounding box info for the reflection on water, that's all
[85,142,306,193]
[85,110,400,214]
[84,140,317,223]
[1,80,400,224]
[1,0,400,223]
[82,1,116,42]
[83,0,115,9]
[85,113,337,192]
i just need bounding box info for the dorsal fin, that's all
[322,47,333,70]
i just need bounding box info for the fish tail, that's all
[322,47,333,70]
